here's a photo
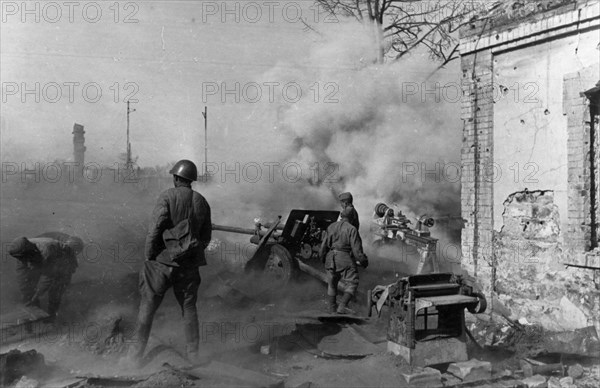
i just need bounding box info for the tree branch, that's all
[314,0,484,63]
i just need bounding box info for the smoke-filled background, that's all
[0,0,463,371]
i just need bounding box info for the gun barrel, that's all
[212,224,282,238]
[212,224,257,235]
[403,231,438,245]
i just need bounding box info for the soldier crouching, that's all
[8,233,83,322]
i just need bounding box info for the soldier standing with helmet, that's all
[125,159,212,367]
[319,207,368,314]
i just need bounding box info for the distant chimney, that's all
[72,123,86,165]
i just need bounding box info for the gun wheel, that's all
[264,244,296,285]
[245,243,297,288]
[467,292,487,314]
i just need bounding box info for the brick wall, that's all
[595,103,600,249]
[564,66,599,254]
[460,0,599,286]
[460,49,495,291]
[459,1,599,327]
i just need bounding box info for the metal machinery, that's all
[212,210,341,287]
[371,203,439,274]
[213,202,444,288]
[367,273,487,366]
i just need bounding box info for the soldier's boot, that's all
[45,299,61,324]
[336,292,356,315]
[119,323,150,370]
[328,295,337,314]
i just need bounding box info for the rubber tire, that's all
[245,244,297,286]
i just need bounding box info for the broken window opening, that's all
[584,83,600,249]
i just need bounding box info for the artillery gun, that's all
[370,203,439,274]
[212,210,340,288]
[212,202,442,289]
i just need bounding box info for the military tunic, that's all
[319,219,368,296]
[345,204,360,231]
[131,180,212,361]
[11,236,75,316]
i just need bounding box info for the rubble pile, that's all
[512,363,600,388]
[0,349,45,386]
[494,268,599,332]
[461,312,600,387]
[467,312,600,358]
[131,369,197,388]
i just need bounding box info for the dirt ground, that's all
[1,185,599,387]
[4,284,599,387]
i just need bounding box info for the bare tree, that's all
[313,0,485,65]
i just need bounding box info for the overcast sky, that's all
[1,1,461,172]
[1,1,321,165]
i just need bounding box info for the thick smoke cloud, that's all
[213,21,463,240]
[194,21,463,274]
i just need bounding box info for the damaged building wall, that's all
[494,189,597,330]
[459,0,600,331]
[492,30,598,235]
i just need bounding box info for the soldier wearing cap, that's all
[8,233,83,321]
[126,159,212,368]
[338,192,360,232]
[319,207,368,314]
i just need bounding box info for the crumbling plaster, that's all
[492,30,598,235]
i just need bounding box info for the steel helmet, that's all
[169,159,198,182]
[64,236,84,255]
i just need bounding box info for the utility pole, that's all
[126,100,136,170]
[202,106,208,180]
